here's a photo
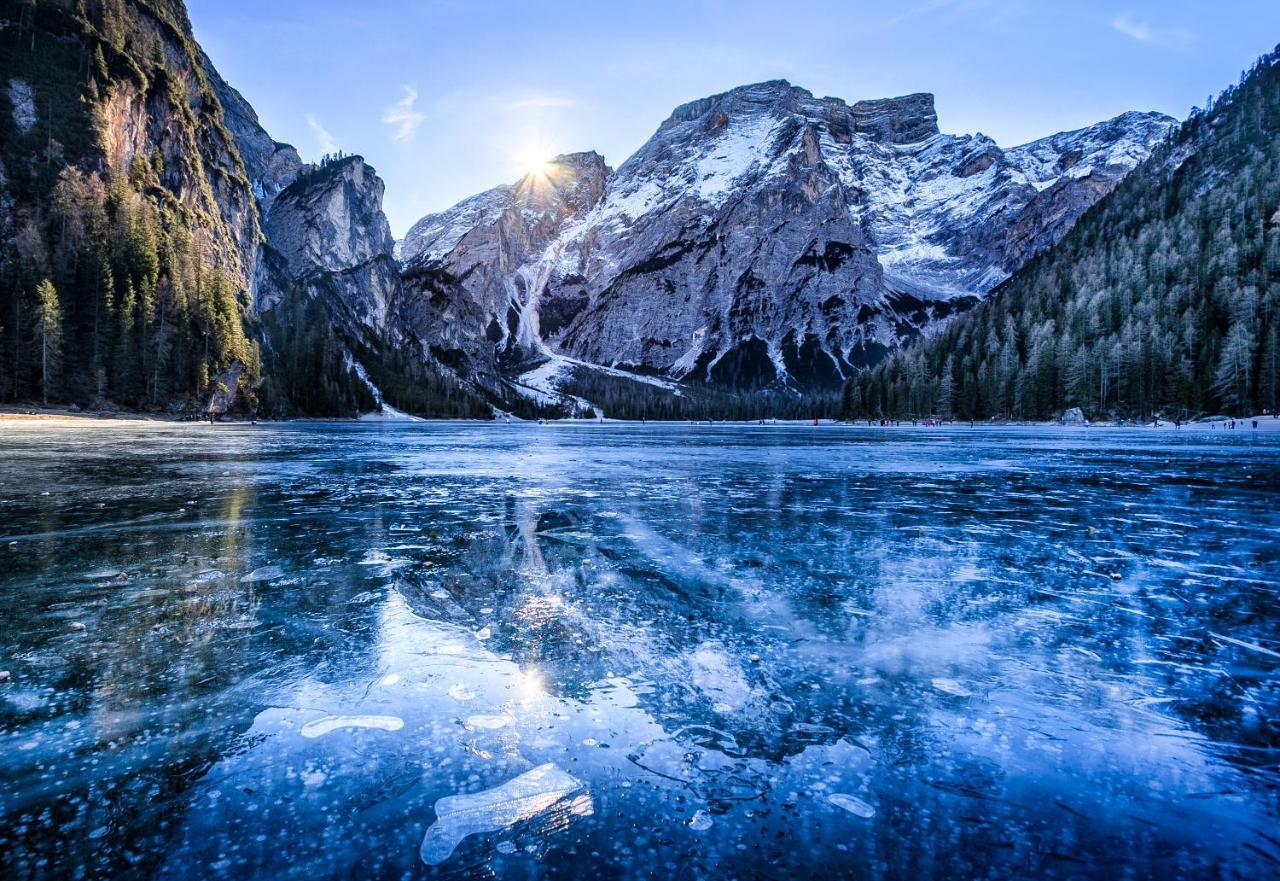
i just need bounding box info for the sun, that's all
[510,137,558,180]
[517,151,554,179]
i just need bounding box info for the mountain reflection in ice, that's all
[0,421,1277,879]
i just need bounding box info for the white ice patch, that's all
[359,550,409,571]
[689,809,714,831]
[828,792,876,818]
[419,763,586,866]
[299,715,405,738]
[300,767,328,787]
[931,678,973,697]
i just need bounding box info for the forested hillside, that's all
[844,48,1280,422]
[0,0,259,412]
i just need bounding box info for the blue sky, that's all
[188,0,1280,237]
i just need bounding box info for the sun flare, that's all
[518,153,554,178]
[511,137,558,180]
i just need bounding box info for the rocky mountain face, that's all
[201,52,303,316]
[404,82,1176,392]
[197,47,398,338]
[1,1,264,290]
[204,56,303,221]
[240,150,494,416]
[264,157,403,334]
[0,0,272,411]
[401,152,611,371]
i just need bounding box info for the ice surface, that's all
[1210,632,1280,659]
[448,683,478,701]
[419,763,586,865]
[1,421,1278,879]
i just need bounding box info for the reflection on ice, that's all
[419,763,589,866]
[689,642,754,711]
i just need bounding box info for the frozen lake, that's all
[1,421,1278,879]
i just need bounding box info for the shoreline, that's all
[3,406,1278,432]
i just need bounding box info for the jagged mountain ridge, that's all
[403,82,1176,392]
[195,36,517,416]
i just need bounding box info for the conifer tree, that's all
[35,280,62,405]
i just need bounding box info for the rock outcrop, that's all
[82,5,265,291]
[265,157,401,334]
[850,92,939,144]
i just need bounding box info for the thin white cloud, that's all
[1111,14,1194,51]
[383,86,427,142]
[883,0,997,30]
[307,114,338,155]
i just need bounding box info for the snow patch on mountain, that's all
[346,352,424,421]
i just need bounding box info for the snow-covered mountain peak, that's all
[660,80,939,146]
[661,79,810,129]
[398,81,1177,394]
[401,151,611,264]
[1007,110,1177,186]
